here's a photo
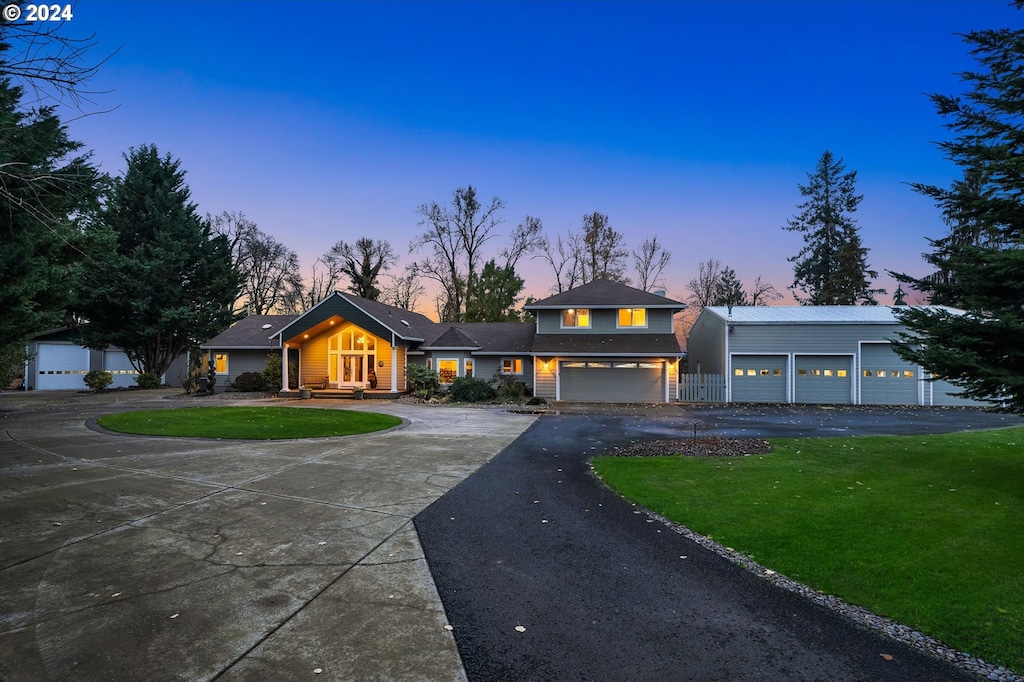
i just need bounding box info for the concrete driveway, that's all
[0,390,536,681]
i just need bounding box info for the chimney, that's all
[653,288,666,297]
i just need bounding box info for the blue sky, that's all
[62,1,1020,314]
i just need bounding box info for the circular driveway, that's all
[416,406,1021,681]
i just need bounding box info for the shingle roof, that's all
[526,279,686,309]
[703,305,964,324]
[532,334,683,356]
[342,293,439,341]
[422,322,536,354]
[202,315,297,349]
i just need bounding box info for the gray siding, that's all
[219,350,275,387]
[687,312,727,375]
[730,323,899,354]
[536,308,675,335]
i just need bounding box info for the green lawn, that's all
[97,406,402,439]
[593,427,1024,673]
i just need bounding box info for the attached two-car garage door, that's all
[559,361,663,403]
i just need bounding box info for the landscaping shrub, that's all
[83,370,113,392]
[493,372,528,402]
[448,376,496,403]
[232,371,268,392]
[262,353,297,390]
[408,364,439,396]
[135,372,162,389]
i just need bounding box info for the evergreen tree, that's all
[712,267,746,306]
[463,259,525,322]
[784,151,883,305]
[893,19,1024,412]
[75,145,239,378]
[0,42,101,371]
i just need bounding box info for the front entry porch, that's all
[278,388,405,400]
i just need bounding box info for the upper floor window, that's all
[561,308,590,328]
[617,308,647,328]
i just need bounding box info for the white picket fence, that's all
[679,374,727,403]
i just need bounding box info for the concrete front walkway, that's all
[0,390,536,681]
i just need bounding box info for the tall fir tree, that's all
[784,150,883,305]
[75,145,239,378]
[712,267,746,307]
[892,17,1024,412]
[0,41,101,377]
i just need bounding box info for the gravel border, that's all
[596,440,1023,682]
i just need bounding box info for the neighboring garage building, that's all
[687,305,982,406]
[25,328,188,390]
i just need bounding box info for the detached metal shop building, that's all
[686,306,981,407]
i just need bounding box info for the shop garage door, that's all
[730,355,787,403]
[860,344,919,405]
[36,343,89,390]
[560,361,663,403]
[104,351,140,389]
[794,355,852,404]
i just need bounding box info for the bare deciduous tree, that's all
[381,263,425,312]
[633,235,672,292]
[579,212,629,284]
[537,230,582,294]
[686,258,724,310]
[748,275,783,306]
[412,185,505,321]
[324,237,396,300]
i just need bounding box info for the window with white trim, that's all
[501,358,523,375]
[617,308,647,328]
[214,353,228,374]
[464,359,474,378]
[561,308,590,328]
[437,359,458,384]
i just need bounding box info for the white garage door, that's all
[104,351,140,389]
[560,361,664,403]
[36,343,90,390]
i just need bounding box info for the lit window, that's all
[876,370,886,378]
[746,369,756,376]
[863,370,873,377]
[214,353,228,374]
[617,308,647,327]
[760,369,769,376]
[903,370,914,378]
[812,369,821,377]
[772,369,783,376]
[824,369,833,377]
[562,308,590,328]
[465,359,474,378]
[734,368,744,376]
[502,358,523,375]
[837,369,848,378]
[438,359,458,384]
[798,369,808,376]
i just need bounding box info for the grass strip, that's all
[97,406,402,440]
[593,427,1024,673]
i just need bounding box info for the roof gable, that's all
[276,291,438,343]
[526,279,686,309]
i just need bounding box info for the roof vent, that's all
[401,320,410,327]
[653,288,666,297]
[261,323,273,330]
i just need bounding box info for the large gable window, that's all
[438,359,458,385]
[561,308,590,328]
[617,308,647,328]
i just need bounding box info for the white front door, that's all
[339,354,365,386]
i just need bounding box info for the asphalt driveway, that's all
[416,406,1020,681]
[0,391,536,681]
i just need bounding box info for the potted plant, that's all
[352,386,365,400]
[299,385,312,399]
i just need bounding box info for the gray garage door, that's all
[730,355,787,403]
[36,343,90,390]
[794,355,852,404]
[560,361,663,403]
[860,344,919,405]
[103,350,141,389]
